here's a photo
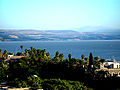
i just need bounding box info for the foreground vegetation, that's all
[0,46,120,89]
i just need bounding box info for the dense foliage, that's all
[0,46,120,89]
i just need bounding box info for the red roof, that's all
[5,56,25,61]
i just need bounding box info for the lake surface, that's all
[0,40,120,61]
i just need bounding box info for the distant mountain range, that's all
[0,28,120,41]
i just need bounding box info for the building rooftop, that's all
[4,56,25,61]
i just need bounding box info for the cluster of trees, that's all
[9,76,88,90]
[0,46,120,89]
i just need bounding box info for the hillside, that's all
[0,29,120,41]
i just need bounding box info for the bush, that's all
[27,75,42,89]
[42,78,88,90]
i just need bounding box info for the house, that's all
[103,59,120,69]
[97,59,120,77]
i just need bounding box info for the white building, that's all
[103,59,120,69]
[8,55,14,58]
[98,59,120,77]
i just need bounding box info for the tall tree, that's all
[43,49,47,59]
[20,45,23,51]
[3,50,8,59]
[30,46,34,51]
[20,45,23,56]
[84,57,89,66]
[89,52,93,68]
[54,51,60,62]
[55,51,59,57]
[46,52,51,60]
[25,49,28,56]
[59,53,64,62]
[68,54,72,61]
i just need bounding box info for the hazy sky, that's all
[0,0,120,30]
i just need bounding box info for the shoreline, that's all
[1,40,120,42]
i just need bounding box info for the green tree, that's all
[16,52,22,56]
[3,50,8,59]
[8,52,14,55]
[68,54,72,61]
[81,54,85,60]
[25,49,29,56]
[59,53,64,62]
[43,49,47,59]
[27,75,42,88]
[30,46,34,51]
[17,80,28,88]
[94,56,100,68]
[55,51,59,57]
[84,57,89,66]
[89,52,93,68]
[46,52,50,57]
[99,59,106,64]
[0,62,9,81]
[42,79,88,90]
[79,60,84,66]
[20,45,23,52]
[94,56,100,61]
[85,57,89,61]
[54,51,60,62]
[46,52,51,60]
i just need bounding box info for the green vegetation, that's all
[0,46,120,89]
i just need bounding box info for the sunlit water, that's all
[0,40,120,61]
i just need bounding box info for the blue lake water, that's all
[0,40,120,61]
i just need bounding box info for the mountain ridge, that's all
[0,29,120,41]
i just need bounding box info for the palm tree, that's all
[43,49,47,59]
[84,57,89,66]
[3,50,8,59]
[94,56,100,68]
[20,45,23,55]
[25,49,28,56]
[59,53,64,62]
[55,51,59,57]
[81,54,85,60]
[30,46,34,51]
[68,54,72,61]
[54,51,60,62]
[25,49,28,53]
[46,52,51,60]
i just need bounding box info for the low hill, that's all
[0,29,120,41]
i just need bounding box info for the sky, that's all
[0,0,120,30]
